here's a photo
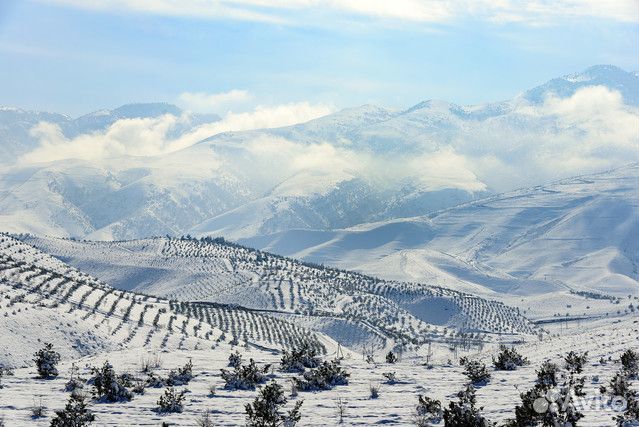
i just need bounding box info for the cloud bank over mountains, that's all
[21,100,334,162]
[0,65,637,240]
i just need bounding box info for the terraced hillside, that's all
[0,234,327,366]
[21,235,538,352]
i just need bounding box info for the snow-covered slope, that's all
[241,164,639,320]
[0,234,328,367]
[20,235,539,351]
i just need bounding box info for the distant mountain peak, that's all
[524,64,639,106]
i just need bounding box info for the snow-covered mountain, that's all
[241,164,639,320]
[0,65,637,241]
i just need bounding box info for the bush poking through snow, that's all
[293,360,349,392]
[492,346,529,371]
[30,397,46,419]
[228,351,243,369]
[157,387,186,413]
[195,410,215,427]
[50,393,95,427]
[536,360,560,388]
[620,349,638,378]
[385,351,398,364]
[166,358,194,386]
[245,380,302,427]
[382,372,397,384]
[281,342,321,372]
[221,359,267,390]
[564,351,588,374]
[335,397,346,424]
[369,383,380,399]
[65,363,85,392]
[414,395,442,426]
[33,343,60,379]
[462,360,491,385]
[89,361,133,403]
[510,357,586,427]
[443,385,493,426]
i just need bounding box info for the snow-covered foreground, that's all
[0,316,636,426]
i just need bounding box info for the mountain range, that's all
[0,64,637,245]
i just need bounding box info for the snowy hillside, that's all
[242,164,639,321]
[0,234,328,367]
[20,235,538,352]
[0,65,636,240]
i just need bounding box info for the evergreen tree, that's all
[245,380,303,427]
[33,343,60,379]
[50,394,95,427]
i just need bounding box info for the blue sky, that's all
[0,0,637,116]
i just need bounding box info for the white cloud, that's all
[177,90,253,114]
[20,101,334,163]
[40,0,639,24]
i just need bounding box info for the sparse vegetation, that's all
[221,359,267,390]
[89,361,133,402]
[280,343,321,372]
[620,349,638,378]
[157,387,186,413]
[33,343,60,379]
[293,359,349,392]
[414,394,442,426]
[245,380,303,427]
[492,345,528,371]
[443,385,493,426]
[50,393,95,427]
[462,359,491,385]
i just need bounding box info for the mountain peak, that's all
[524,64,638,106]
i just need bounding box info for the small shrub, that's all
[65,363,85,392]
[414,395,442,426]
[30,397,46,419]
[195,410,215,427]
[382,372,397,384]
[221,359,267,390]
[536,360,560,388]
[281,343,321,372]
[167,358,193,386]
[463,360,491,385]
[293,360,349,392]
[385,351,398,364]
[443,385,493,427]
[245,380,302,427]
[140,353,162,373]
[157,387,186,413]
[620,349,638,378]
[228,351,243,369]
[564,351,588,374]
[50,393,95,427]
[492,345,529,371]
[33,343,60,379]
[336,397,346,424]
[89,361,133,402]
[369,383,380,399]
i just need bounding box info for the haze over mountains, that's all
[0,64,637,244]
